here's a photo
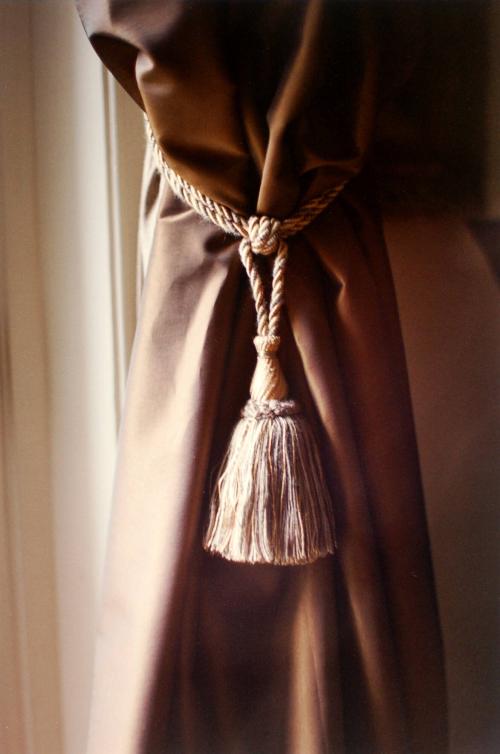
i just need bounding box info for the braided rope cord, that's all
[146,117,347,341]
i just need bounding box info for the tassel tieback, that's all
[147,117,344,565]
[204,327,337,565]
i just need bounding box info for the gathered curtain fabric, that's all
[77,2,448,753]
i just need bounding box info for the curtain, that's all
[76,2,448,753]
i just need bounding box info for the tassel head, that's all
[250,335,287,402]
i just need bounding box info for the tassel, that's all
[204,334,336,565]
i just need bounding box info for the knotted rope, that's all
[146,117,345,564]
[146,118,346,376]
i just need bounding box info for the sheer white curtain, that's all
[0,4,143,754]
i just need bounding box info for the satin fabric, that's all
[77,2,448,752]
[77,0,423,217]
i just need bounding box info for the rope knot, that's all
[247,215,282,256]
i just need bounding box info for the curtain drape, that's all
[76,2,448,753]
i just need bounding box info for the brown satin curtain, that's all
[76,2,448,753]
